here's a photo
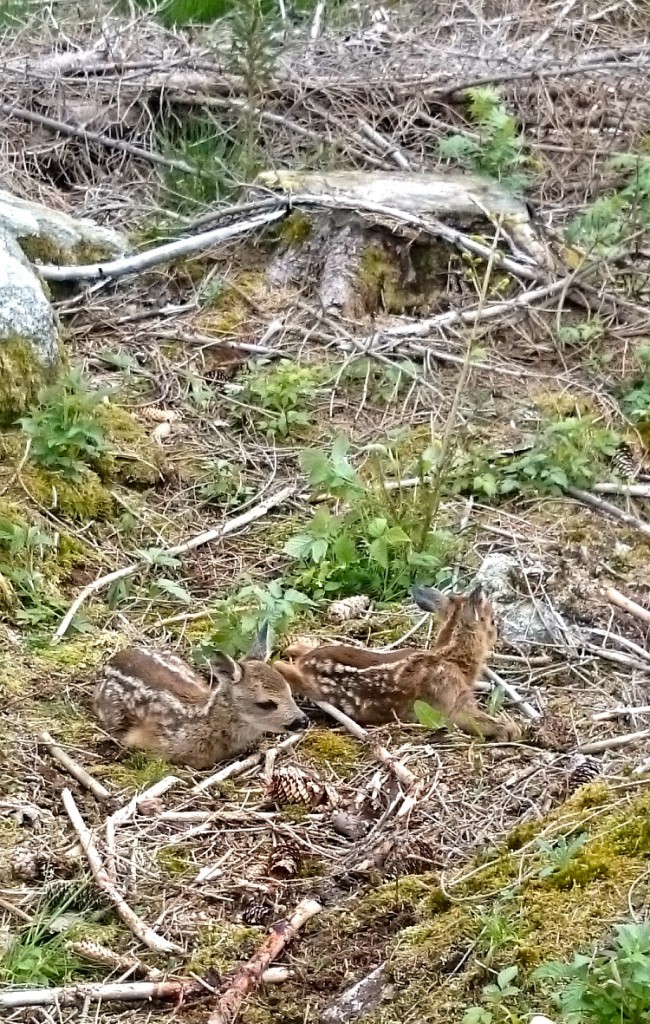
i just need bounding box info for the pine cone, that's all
[240,889,277,925]
[384,837,440,878]
[266,765,338,808]
[326,595,370,623]
[610,442,637,480]
[567,754,601,792]
[140,407,180,423]
[11,845,45,881]
[266,839,303,879]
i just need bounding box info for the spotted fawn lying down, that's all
[93,625,309,769]
[276,585,520,742]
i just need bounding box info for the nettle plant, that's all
[439,86,531,192]
[19,370,108,481]
[239,359,327,437]
[534,922,650,1023]
[449,416,621,500]
[284,436,456,602]
[192,580,312,660]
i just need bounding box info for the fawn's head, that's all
[412,583,498,652]
[208,623,308,734]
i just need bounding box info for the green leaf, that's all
[310,538,329,563]
[152,578,192,603]
[413,700,448,731]
[367,517,388,539]
[496,965,518,990]
[384,525,410,545]
[368,535,389,568]
[283,534,314,559]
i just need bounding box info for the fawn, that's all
[93,625,309,770]
[276,585,520,742]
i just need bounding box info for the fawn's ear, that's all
[210,652,244,684]
[244,621,273,663]
[411,584,448,613]
[465,585,491,620]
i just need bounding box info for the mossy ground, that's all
[0,334,60,426]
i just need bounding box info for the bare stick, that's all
[593,705,650,722]
[61,788,180,954]
[39,209,286,282]
[605,587,650,626]
[483,667,540,720]
[53,485,296,641]
[566,487,650,537]
[315,700,416,789]
[191,732,303,796]
[38,731,112,802]
[207,898,322,1024]
[581,644,650,674]
[578,729,650,754]
[0,979,199,1009]
[357,120,411,170]
[0,102,200,176]
[108,775,182,828]
[594,482,650,498]
[587,628,650,664]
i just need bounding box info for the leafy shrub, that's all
[240,359,326,437]
[284,436,456,602]
[534,922,650,1022]
[449,417,620,500]
[439,86,531,192]
[620,346,650,422]
[193,580,312,660]
[567,154,650,257]
[19,371,107,482]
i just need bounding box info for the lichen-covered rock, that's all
[0,230,60,423]
[0,187,126,267]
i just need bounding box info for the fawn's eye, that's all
[256,699,278,711]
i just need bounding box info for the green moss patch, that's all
[0,335,59,426]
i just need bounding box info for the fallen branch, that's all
[593,482,650,498]
[62,788,181,954]
[207,897,322,1024]
[578,729,650,754]
[483,666,540,720]
[38,208,287,282]
[191,731,303,796]
[0,102,200,177]
[0,965,292,1011]
[108,775,182,828]
[315,700,416,789]
[605,587,650,626]
[593,705,650,722]
[566,487,650,537]
[38,731,112,803]
[53,485,296,641]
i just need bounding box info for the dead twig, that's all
[53,485,296,641]
[483,667,540,720]
[38,731,112,803]
[0,979,201,1009]
[566,488,650,536]
[578,729,650,754]
[38,209,287,282]
[191,732,304,796]
[207,897,322,1024]
[0,102,201,176]
[314,700,416,789]
[61,788,181,954]
[605,587,650,626]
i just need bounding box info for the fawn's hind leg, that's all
[450,697,520,742]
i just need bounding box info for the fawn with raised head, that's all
[93,625,309,769]
[276,585,520,742]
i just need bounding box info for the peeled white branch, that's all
[38,209,286,282]
[62,788,180,954]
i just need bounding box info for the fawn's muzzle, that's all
[287,714,309,732]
